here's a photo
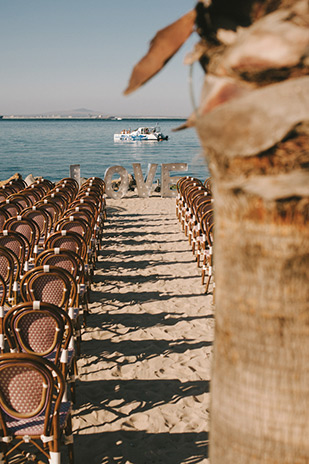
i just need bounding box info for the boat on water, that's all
[114,126,168,142]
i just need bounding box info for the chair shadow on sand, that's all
[80,338,212,373]
[76,379,209,422]
[71,203,211,463]
[87,310,213,333]
[73,378,209,463]
[74,430,208,464]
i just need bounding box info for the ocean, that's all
[0,118,210,183]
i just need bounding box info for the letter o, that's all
[104,166,129,199]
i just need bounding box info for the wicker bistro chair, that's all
[78,183,103,197]
[44,230,89,264]
[55,216,97,263]
[177,178,203,228]
[35,199,63,225]
[63,207,95,229]
[54,178,79,200]
[7,193,33,209]
[22,206,53,238]
[0,209,9,233]
[76,188,106,211]
[27,178,54,196]
[62,207,97,233]
[21,187,42,204]
[0,275,7,352]
[67,201,99,231]
[24,184,47,202]
[3,217,39,266]
[0,230,30,277]
[74,192,105,216]
[0,275,6,310]
[19,266,74,311]
[51,186,76,205]
[83,175,105,189]
[3,301,76,402]
[0,192,10,204]
[176,177,201,220]
[69,198,105,247]
[20,265,81,355]
[188,191,211,253]
[193,200,214,266]
[77,188,106,223]
[62,208,99,260]
[0,247,20,351]
[21,207,53,259]
[184,186,208,242]
[36,248,90,325]
[0,201,23,218]
[79,182,105,199]
[201,213,215,294]
[0,185,18,197]
[0,246,20,309]
[55,217,92,246]
[43,192,69,212]
[203,176,212,195]
[0,353,74,464]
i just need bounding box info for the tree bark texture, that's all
[192,0,309,460]
[196,78,309,463]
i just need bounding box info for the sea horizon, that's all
[0,118,208,183]
[0,108,188,120]
[1,116,187,121]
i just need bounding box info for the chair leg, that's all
[68,358,77,404]
[64,415,74,464]
[205,263,213,294]
[0,447,6,464]
[205,275,212,294]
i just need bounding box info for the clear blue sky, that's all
[0,0,203,117]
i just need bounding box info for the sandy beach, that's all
[72,193,214,464]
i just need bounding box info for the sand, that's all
[72,193,214,464]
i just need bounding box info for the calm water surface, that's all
[0,119,209,182]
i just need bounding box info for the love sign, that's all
[104,163,188,198]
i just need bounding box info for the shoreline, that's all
[0,117,187,121]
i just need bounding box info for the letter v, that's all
[133,163,158,197]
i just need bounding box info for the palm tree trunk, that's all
[196,80,309,462]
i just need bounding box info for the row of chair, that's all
[0,175,106,463]
[176,176,214,295]
[0,176,105,302]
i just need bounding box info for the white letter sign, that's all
[161,163,188,197]
[133,163,158,198]
[104,166,129,199]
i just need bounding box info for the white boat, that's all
[114,126,168,142]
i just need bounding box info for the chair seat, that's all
[4,400,71,436]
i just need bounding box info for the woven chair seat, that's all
[4,400,71,436]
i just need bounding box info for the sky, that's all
[0,0,204,117]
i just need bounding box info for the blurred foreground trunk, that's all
[194,1,309,462]
[196,83,309,463]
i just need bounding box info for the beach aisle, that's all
[72,193,214,464]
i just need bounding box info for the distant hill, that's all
[41,108,106,117]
